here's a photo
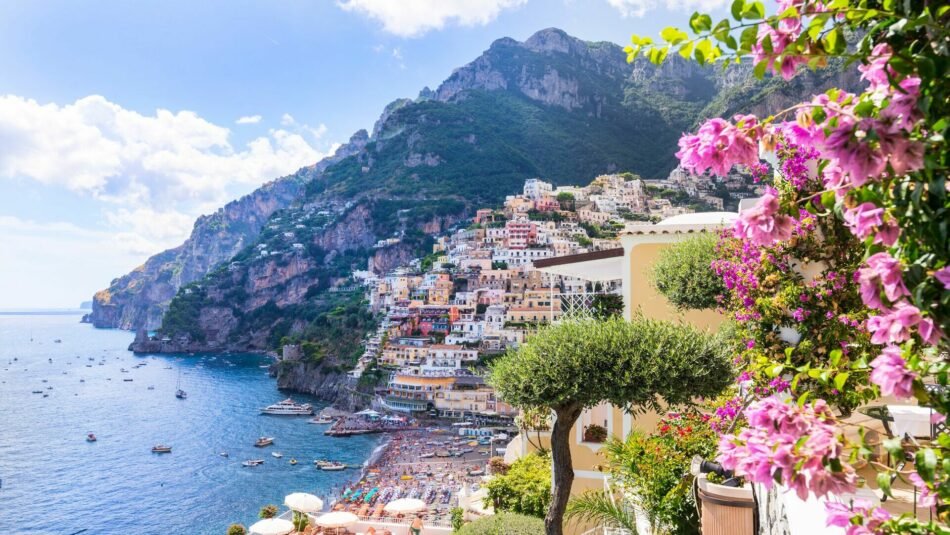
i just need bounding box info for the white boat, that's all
[254,436,275,447]
[271,452,283,458]
[309,415,334,424]
[320,462,346,471]
[242,459,264,467]
[260,398,313,416]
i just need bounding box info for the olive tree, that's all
[649,233,724,311]
[489,316,733,535]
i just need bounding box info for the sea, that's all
[0,312,381,535]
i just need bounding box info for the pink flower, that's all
[855,253,909,310]
[825,499,892,535]
[866,301,923,345]
[908,472,937,508]
[718,397,855,500]
[873,221,900,247]
[869,345,916,398]
[843,202,883,240]
[732,189,795,246]
[934,266,950,290]
[858,44,893,89]
[676,115,760,177]
[823,119,887,184]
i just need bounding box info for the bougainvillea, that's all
[628,0,950,532]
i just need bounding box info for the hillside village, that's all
[277,168,760,421]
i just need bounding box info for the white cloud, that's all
[236,114,262,124]
[279,113,328,140]
[0,95,328,211]
[337,0,526,37]
[606,0,729,17]
[0,94,337,298]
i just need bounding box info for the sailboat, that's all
[175,370,187,399]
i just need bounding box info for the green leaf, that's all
[834,372,849,391]
[678,41,694,59]
[877,471,893,497]
[689,12,713,33]
[821,190,837,209]
[916,448,937,481]
[661,27,689,44]
[797,391,810,407]
[882,437,903,458]
[739,25,758,52]
[829,349,842,366]
[741,1,765,19]
[731,0,744,19]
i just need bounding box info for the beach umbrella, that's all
[248,518,294,535]
[284,492,324,513]
[384,497,426,514]
[311,511,359,528]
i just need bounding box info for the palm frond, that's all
[565,491,639,534]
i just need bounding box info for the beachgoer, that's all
[409,513,423,535]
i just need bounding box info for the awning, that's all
[533,248,623,282]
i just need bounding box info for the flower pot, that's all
[697,475,755,535]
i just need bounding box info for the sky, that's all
[0,0,730,309]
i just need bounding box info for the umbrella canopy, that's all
[248,518,294,535]
[284,492,324,513]
[384,498,427,514]
[354,409,380,416]
[311,511,359,528]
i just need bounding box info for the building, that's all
[523,178,553,200]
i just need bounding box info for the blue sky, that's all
[0,0,728,308]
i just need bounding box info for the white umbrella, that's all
[284,492,324,513]
[311,511,359,528]
[248,518,294,535]
[384,497,427,514]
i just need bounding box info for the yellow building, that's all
[517,212,737,515]
[379,344,429,367]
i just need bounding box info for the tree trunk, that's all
[546,403,583,535]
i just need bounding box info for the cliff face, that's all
[118,26,857,365]
[86,131,368,330]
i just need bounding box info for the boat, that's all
[289,458,298,465]
[219,452,229,457]
[242,459,264,467]
[254,436,274,447]
[147,385,155,390]
[54,339,62,343]
[271,452,283,458]
[320,462,346,471]
[86,433,97,442]
[31,390,43,394]
[260,398,313,416]
[123,378,133,382]
[151,445,172,453]
[309,415,335,424]
[175,371,187,399]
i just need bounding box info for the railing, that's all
[579,527,635,535]
[556,290,623,319]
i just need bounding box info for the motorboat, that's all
[242,459,264,467]
[289,459,298,465]
[219,452,229,458]
[320,462,346,471]
[151,445,172,454]
[123,378,133,382]
[254,436,274,447]
[260,398,313,416]
[309,415,335,424]
[271,452,283,458]
[86,433,97,442]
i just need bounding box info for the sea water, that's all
[0,313,379,534]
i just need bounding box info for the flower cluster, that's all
[676,114,760,176]
[826,499,892,534]
[718,397,855,500]
[732,187,795,246]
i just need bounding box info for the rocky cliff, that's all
[117,26,857,377]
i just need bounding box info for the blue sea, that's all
[0,313,380,534]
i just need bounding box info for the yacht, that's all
[242,459,264,467]
[260,398,313,416]
[175,371,187,399]
[271,452,283,458]
[320,462,346,471]
[254,436,275,447]
[151,445,172,454]
[309,414,335,424]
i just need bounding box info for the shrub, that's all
[583,423,607,443]
[456,512,545,535]
[484,452,551,518]
[227,524,247,535]
[488,456,509,475]
[650,233,724,310]
[450,507,465,532]
[258,504,278,519]
[590,293,623,319]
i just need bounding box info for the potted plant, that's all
[583,423,608,443]
[695,473,754,535]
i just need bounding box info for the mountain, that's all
[95,27,858,346]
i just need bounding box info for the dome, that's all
[657,211,738,226]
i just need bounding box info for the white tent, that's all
[284,492,324,513]
[248,518,294,535]
[354,409,380,418]
[384,497,427,514]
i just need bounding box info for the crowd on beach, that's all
[329,428,492,526]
